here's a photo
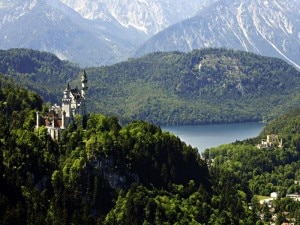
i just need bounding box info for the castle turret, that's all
[36,111,40,128]
[61,111,66,129]
[81,70,88,99]
[81,70,88,116]
[62,83,72,125]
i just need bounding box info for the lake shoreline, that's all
[161,122,265,152]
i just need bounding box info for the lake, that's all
[162,122,265,152]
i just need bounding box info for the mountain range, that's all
[0,0,211,66]
[60,0,213,36]
[136,0,300,70]
[0,0,147,66]
[0,0,299,68]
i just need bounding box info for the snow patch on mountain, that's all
[136,0,300,70]
[0,0,42,25]
[60,0,214,35]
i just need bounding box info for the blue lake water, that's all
[162,122,265,152]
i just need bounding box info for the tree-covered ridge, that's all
[0,48,80,102]
[86,48,300,124]
[1,48,300,125]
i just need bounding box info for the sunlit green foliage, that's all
[0,75,214,224]
[2,71,300,224]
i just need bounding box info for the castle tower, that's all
[81,70,88,116]
[62,83,72,127]
[61,111,66,129]
[36,111,40,128]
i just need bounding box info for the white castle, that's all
[36,71,88,140]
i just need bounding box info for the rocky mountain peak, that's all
[136,0,300,70]
[60,0,214,35]
[0,0,298,68]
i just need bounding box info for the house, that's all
[286,193,300,201]
[271,192,278,199]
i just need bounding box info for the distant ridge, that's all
[1,48,300,124]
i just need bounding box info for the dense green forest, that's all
[1,73,300,224]
[203,108,300,224]
[87,48,300,125]
[1,48,300,125]
[0,48,80,102]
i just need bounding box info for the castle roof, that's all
[70,88,82,100]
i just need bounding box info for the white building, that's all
[270,192,278,198]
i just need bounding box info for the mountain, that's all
[60,0,214,36]
[1,0,299,68]
[2,72,279,225]
[136,0,300,70]
[0,0,145,66]
[0,75,211,224]
[0,0,215,66]
[2,48,300,125]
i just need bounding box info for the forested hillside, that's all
[87,48,300,124]
[203,109,300,224]
[0,48,80,102]
[0,75,210,224]
[0,74,280,224]
[1,48,300,125]
[2,73,300,224]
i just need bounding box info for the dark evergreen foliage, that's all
[0,76,213,224]
[1,48,300,125]
[86,48,300,124]
[0,48,80,103]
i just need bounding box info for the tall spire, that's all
[81,70,88,116]
[81,70,88,98]
[63,83,71,99]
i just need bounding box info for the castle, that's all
[36,71,88,140]
[257,134,283,149]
